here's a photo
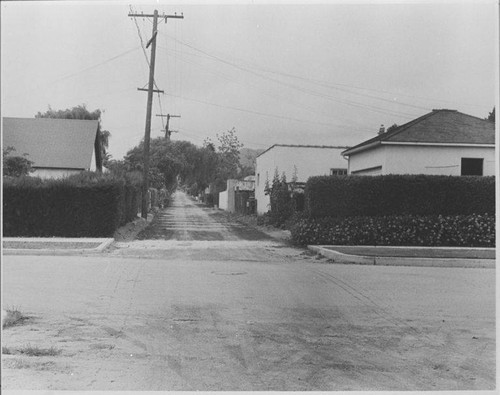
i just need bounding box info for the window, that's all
[461,158,483,176]
[330,168,347,176]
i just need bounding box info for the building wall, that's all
[347,145,387,175]
[90,149,97,172]
[218,190,229,211]
[218,179,239,212]
[255,146,347,214]
[348,144,495,176]
[32,168,83,179]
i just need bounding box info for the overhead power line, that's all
[162,32,489,113]
[164,91,373,134]
[160,33,422,119]
[49,46,141,86]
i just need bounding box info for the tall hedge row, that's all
[305,175,495,218]
[3,172,141,237]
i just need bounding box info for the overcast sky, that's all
[1,1,498,160]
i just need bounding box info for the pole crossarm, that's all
[138,88,164,93]
[128,13,184,20]
[156,114,181,118]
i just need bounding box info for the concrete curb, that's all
[3,238,115,256]
[308,245,496,269]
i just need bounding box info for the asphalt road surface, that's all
[1,191,496,391]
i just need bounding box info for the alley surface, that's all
[1,192,496,391]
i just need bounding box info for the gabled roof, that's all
[2,117,99,169]
[342,109,495,156]
[257,144,350,159]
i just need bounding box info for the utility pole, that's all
[156,113,181,140]
[128,10,184,219]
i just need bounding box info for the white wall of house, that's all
[218,179,239,212]
[348,144,495,176]
[255,146,348,214]
[347,145,387,175]
[219,190,229,211]
[90,149,97,171]
[32,168,84,179]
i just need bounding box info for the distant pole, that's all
[129,10,184,219]
[166,114,171,140]
[156,113,181,140]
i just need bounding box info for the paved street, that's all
[1,192,496,391]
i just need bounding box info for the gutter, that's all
[342,141,381,157]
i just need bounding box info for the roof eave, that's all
[342,141,381,157]
[382,141,495,148]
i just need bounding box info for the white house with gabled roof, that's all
[342,109,495,176]
[3,117,102,179]
[255,144,349,214]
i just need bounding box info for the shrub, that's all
[269,177,292,227]
[256,212,272,226]
[305,175,495,218]
[3,172,141,237]
[290,213,495,247]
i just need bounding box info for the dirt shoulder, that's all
[113,212,155,242]
[211,210,292,244]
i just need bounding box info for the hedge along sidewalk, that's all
[308,245,496,268]
[2,237,114,256]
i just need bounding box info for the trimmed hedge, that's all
[290,213,495,247]
[305,175,495,218]
[3,172,141,237]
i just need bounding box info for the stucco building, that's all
[219,176,255,213]
[342,109,495,176]
[255,144,349,214]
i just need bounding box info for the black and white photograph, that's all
[1,0,497,393]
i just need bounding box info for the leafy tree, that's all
[36,104,111,168]
[386,124,398,133]
[213,128,244,190]
[122,128,246,196]
[268,169,292,227]
[3,146,34,177]
[486,107,495,123]
[291,165,298,184]
[123,138,218,192]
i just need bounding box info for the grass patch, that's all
[2,307,29,328]
[2,346,13,354]
[3,359,58,370]
[17,344,61,357]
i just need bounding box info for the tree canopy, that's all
[122,128,248,194]
[386,124,398,133]
[486,107,495,123]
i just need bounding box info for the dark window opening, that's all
[330,168,348,176]
[461,158,483,176]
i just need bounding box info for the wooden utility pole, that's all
[156,113,181,140]
[129,10,183,219]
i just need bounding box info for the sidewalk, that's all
[2,238,114,256]
[309,245,496,268]
[2,213,154,256]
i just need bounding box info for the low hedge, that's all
[3,172,141,237]
[305,175,495,218]
[290,213,495,247]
